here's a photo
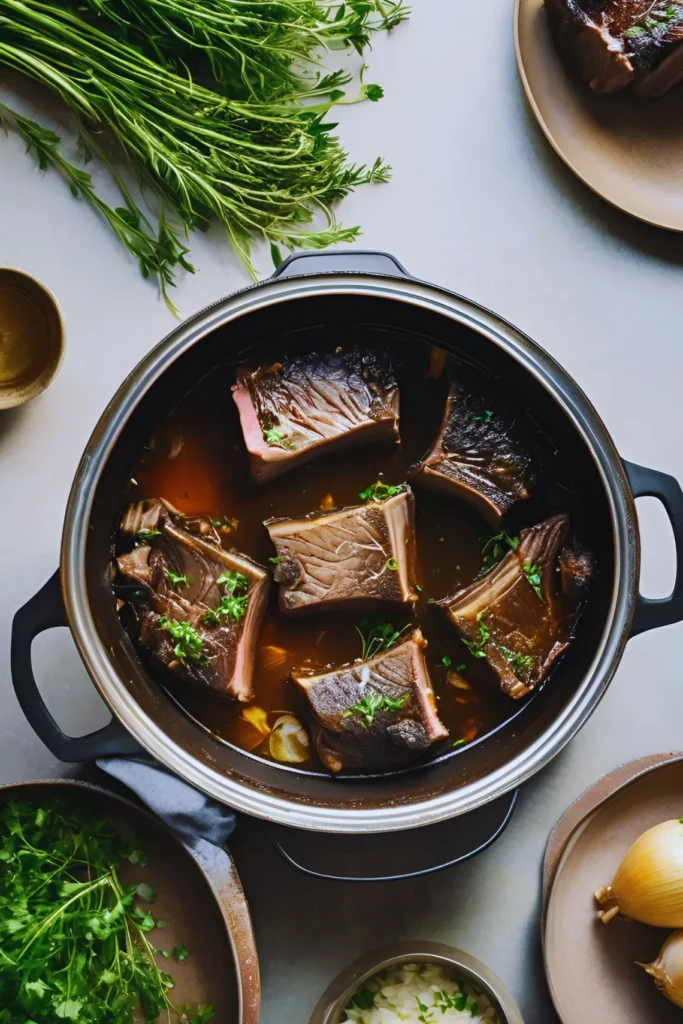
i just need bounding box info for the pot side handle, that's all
[625,460,683,637]
[11,570,142,761]
[270,248,410,279]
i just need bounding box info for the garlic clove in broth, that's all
[595,819,683,927]
[640,930,683,1008]
[269,714,310,764]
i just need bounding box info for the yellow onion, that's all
[595,819,683,926]
[269,715,310,764]
[640,930,683,1007]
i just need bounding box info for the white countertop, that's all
[2,3,683,1021]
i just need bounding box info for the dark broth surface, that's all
[125,332,574,774]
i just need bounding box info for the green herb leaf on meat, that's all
[461,611,491,659]
[138,528,162,543]
[205,570,250,625]
[523,560,544,601]
[341,691,410,728]
[165,569,189,587]
[497,644,534,678]
[159,617,210,663]
[480,529,519,572]
[263,425,294,449]
[358,481,404,502]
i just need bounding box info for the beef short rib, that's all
[438,514,594,699]
[232,347,399,483]
[117,498,269,701]
[546,0,683,98]
[293,629,449,773]
[412,380,532,524]
[265,489,417,614]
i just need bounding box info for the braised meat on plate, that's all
[547,0,683,97]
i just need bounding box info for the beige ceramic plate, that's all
[515,0,683,230]
[545,757,683,1023]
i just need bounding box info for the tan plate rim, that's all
[513,0,683,232]
[541,752,683,1021]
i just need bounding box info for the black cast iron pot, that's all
[11,251,683,877]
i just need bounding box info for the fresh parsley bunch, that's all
[0,799,213,1024]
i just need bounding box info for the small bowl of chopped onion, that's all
[309,942,525,1024]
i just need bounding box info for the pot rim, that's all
[60,271,637,832]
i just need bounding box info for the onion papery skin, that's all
[640,930,683,1008]
[595,820,683,927]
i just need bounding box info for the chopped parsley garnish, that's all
[269,556,283,564]
[205,595,249,624]
[523,560,543,601]
[0,799,213,1024]
[481,529,519,571]
[212,515,238,534]
[173,944,190,961]
[498,645,534,676]
[452,739,465,748]
[414,583,423,593]
[472,408,494,423]
[138,528,161,543]
[625,4,680,37]
[461,611,491,658]
[263,424,293,449]
[433,990,480,1014]
[347,989,376,1011]
[341,691,410,728]
[356,616,410,660]
[216,570,249,594]
[204,570,250,624]
[442,655,452,667]
[165,569,189,587]
[159,617,210,664]
[358,481,405,502]
[386,556,398,570]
